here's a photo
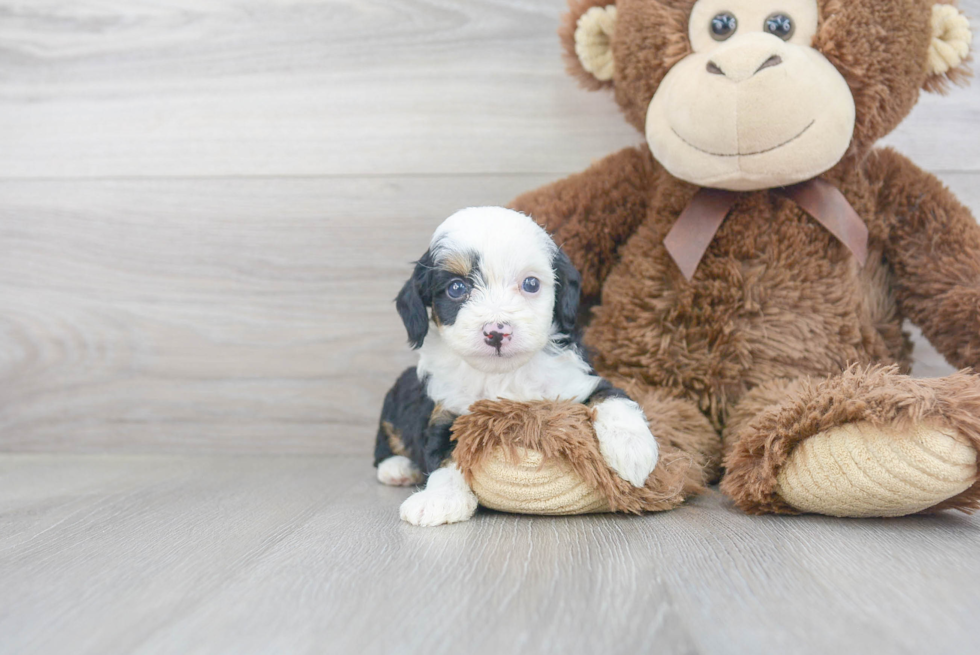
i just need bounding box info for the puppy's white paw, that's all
[399,465,478,527]
[593,397,660,487]
[399,489,477,527]
[377,456,423,486]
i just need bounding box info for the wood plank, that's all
[0,0,976,178]
[1,454,978,654]
[0,175,554,453]
[1,172,977,453]
[0,454,362,654]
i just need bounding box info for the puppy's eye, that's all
[710,12,737,41]
[446,279,468,300]
[521,277,540,293]
[764,13,794,40]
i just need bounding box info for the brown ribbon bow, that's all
[663,178,869,281]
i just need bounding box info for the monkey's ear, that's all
[395,253,433,349]
[560,1,618,91]
[552,249,582,336]
[923,3,972,93]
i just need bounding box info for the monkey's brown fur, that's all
[721,365,980,513]
[499,0,980,515]
[452,400,705,514]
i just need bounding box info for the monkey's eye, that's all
[710,12,737,41]
[764,13,794,40]
[446,279,468,300]
[521,277,540,293]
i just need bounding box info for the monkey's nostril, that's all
[496,323,504,329]
[755,55,783,74]
[706,61,724,76]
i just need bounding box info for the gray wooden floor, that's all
[2,1,980,653]
[2,454,979,655]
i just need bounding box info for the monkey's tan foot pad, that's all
[775,421,978,517]
[470,447,611,515]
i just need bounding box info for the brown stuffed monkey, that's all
[459,0,980,518]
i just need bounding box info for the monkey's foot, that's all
[775,421,978,517]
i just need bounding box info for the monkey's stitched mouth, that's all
[671,119,815,158]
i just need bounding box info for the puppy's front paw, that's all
[377,455,423,486]
[593,397,660,487]
[399,489,477,526]
[399,466,478,527]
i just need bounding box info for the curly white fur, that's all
[418,333,600,416]
[377,455,423,487]
[593,397,660,487]
[400,465,478,527]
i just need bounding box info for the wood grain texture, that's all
[0,175,555,453]
[1,454,979,655]
[0,0,976,178]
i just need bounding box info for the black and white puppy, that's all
[375,207,658,526]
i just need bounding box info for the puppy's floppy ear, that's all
[552,248,582,335]
[396,251,434,349]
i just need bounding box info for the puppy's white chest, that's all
[418,345,600,415]
[449,375,557,414]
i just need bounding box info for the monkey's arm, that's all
[509,145,657,302]
[869,148,980,369]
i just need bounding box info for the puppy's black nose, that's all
[482,322,513,351]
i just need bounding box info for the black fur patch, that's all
[552,249,582,341]
[396,249,484,346]
[396,251,435,349]
[374,367,459,476]
[585,377,630,405]
[430,252,480,328]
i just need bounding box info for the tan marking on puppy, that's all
[429,403,455,427]
[443,252,472,277]
[382,420,409,457]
